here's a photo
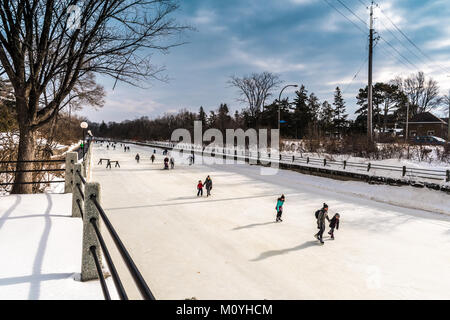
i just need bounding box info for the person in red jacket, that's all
[197,180,203,197]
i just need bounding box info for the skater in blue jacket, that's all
[275,195,285,222]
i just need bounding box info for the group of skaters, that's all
[105,144,116,150]
[164,156,175,169]
[275,196,341,245]
[197,175,213,197]
[124,146,130,152]
[134,150,174,169]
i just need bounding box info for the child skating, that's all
[197,180,203,197]
[275,195,285,222]
[328,213,340,240]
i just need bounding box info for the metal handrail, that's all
[0,180,64,186]
[90,218,128,300]
[0,168,65,174]
[76,183,84,201]
[76,199,84,219]
[0,159,65,164]
[90,195,155,300]
[90,246,111,300]
[76,170,87,185]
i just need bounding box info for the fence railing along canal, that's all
[68,142,155,300]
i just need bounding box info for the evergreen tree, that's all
[198,106,207,127]
[319,101,334,135]
[332,87,348,134]
[217,103,231,133]
[308,93,321,137]
[291,85,311,139]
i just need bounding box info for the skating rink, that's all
[91,143,450,300]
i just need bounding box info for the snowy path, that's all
[92,143,450,300]
[0,193,115,299]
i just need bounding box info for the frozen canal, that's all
[91,143,450,300]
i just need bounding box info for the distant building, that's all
[407,112,449,140]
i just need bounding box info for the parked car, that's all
[413,135,447,145]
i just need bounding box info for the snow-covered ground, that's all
[0,193,116,299]
[90,142,450,300]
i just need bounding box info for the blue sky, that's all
[81,0,450,123]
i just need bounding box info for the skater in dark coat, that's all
[170,157,175,169]
[315,203,330,244]
[151,154,155,163]
[164,157,169,169]
[197,180,203,196]
[328,213,340,240]
[135,153,140,163]
[275,195,285,222]
[203,176,213,197]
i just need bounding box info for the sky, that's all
[79,0,450,123]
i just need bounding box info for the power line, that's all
[342,55,368,95]
[378,36,422,70]
[330,0,422,71]
[377,4,450,74]
[336,0,367,26]
[321,0,367,34]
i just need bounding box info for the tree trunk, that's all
[11,126,37,194]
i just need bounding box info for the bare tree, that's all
[394,72,442,116]
[0,0,187,193]
[229,72,282,125]
[444,89,450,141]
[443,89,450,113]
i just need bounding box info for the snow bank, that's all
[0,193,117,299]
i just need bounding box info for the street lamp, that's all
[278,84,298,147]
[80,121,88,158]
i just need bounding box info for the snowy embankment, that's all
[282,139,450,170]
[0,193,116,299]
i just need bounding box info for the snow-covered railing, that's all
[143,140,450,184]
[67,144,155,300]
[116,139,450,193]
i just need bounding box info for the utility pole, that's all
[446,88,450,142]
[367,1,374,143]
[405,102,410,143]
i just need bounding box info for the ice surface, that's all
[89,142,450,300]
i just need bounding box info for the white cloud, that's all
[231,48,305,73]
[289,0,315,5]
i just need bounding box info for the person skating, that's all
[151,154,155,163]
[135,153,140,163]
[275,195,285,222]
[197,180,203,197]
[170,157,175,169]
[203,175,213,197]
[164,157,169,169]
[314,203,330,244]
[328,213,340,240]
